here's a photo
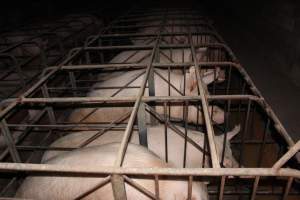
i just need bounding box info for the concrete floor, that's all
[214,17,300,141]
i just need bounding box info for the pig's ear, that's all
[227,124,241,141]
[188,66,197,92]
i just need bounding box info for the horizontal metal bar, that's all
[0,162,299,178]
[45,61,242,71]
[99,31,220,39]
[18,95,261,104]
[73,42,229,51]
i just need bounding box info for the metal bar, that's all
[113,17,164,167]
[187,175,193,200]
[68,71,78,97]
[163,102,168,162]
[123,175,156,199]
[154,175,159,199]
[282,177,293,200]
[0,163,299,178]
[189,33,220,168]
[18,94,261,104]
[218,176,226,200]
[183,101,189,168]
[72,43,232,51]
[41,85,56,124]
[137,103,148,147]
[239,99,251,167]
[111,175,127,200]
[272,140,300,170]
[250,176,260,200]
[257,119,270,167]
[0,119,21,162]
[74,176,111,200]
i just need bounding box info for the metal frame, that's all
[0,8,299,200]
[0,14,102,100]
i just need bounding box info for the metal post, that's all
[111,175,127,200]
[137,103,148,147]
[68,71,78,97]
[41,84,56,124]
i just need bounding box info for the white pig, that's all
[16,143,208,200]
[68,66,225,124]
[42,124,241,168]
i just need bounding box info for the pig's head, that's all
[185,66,225,124]
[215,124,241,168]
[186,66,225,92]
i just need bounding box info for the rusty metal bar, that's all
[123,175,157,199]
[16,94,261,104]
[218,176,226,200]
[74,176,111,200]
[189,32,220,168]
[111,174,127,200]
[0,119,21,163]
[250,176,260,200]
[113,16,164,167]
[137,103,148,147]
[0,162,299,178]
[282,177,293,200]
[272,140,300,170]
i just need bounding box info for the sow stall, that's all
[0,8,299,200]
[0,14,101,100]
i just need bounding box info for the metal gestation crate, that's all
[0,14,101,100]
[0,8,299,200]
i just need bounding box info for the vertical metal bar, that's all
[187,175,193,200]
[168,65,171,117]
[202,133,207,168]
[239,99,251,167]
[0,119,21,162]
[154,175,160,200]
[218,176,226,200]
[164,102,168,162]
[225,65,232,95]
[137,103,148,147]
[282,177,293,200]
[111,175,127,200]
[69,71,78,97]
[98,38,104,63]
[183,101,189,168]
[221,99,231,166]
[250,176,260,200]
[257,119,270,167]
[41,85,56,124]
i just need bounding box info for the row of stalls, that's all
[0,7,299,200]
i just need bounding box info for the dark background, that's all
[1,0,299,140]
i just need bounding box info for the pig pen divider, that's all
[0,8,299,200]
[0,14,102,100]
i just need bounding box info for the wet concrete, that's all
[213,17,300,141]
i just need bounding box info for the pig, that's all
[16,143,208,200]
[68,66,225,125]
[42,124,241,168]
